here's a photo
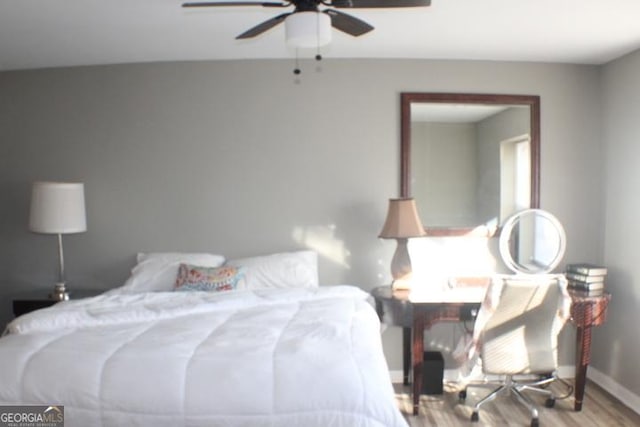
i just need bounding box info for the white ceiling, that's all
[2,0,640,71]
[411,104,511,123]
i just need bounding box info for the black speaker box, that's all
[422,351,444,395]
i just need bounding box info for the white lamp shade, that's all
[29,182,87,234]
[285,12,332,48]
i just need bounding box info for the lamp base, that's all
[390,238,414,290]
[391,279,413,291]
[49,283,69,301]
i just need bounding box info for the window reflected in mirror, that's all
[500,134,531,222]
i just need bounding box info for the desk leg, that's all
[574,304,593,411]
[412,313,425,415]
[403,327,411,386]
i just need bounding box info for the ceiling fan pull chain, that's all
[315,12,322,61]
[293,48,301,74]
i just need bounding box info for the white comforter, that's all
[0,286,408,427]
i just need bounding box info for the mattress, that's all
[0,285,408,427]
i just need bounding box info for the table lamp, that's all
[29,181,87,301]
[379,197,426,290]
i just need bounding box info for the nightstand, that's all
[12,288,108,317]
[12,298,57,317]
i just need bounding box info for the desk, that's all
[371,285,610,415]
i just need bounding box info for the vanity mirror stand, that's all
[498,208,566,274]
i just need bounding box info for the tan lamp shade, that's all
[379,198,426,239]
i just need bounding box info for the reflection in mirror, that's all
[499,209,566,274]
[401,93,540,236]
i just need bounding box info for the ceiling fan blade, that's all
[323,9,373,37]
[182,1,286,8]
[330,0,430,8]
[236,13,291,39]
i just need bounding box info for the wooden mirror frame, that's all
[400,92,540,237]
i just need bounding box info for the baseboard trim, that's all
[587,366,640,415]
[390,365,640,416]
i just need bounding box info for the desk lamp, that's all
[379,197,426,290]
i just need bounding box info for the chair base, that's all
[460,374,556,426]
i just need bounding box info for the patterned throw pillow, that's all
[174,264,245,292]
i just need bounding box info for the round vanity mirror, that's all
[499,209,566,274]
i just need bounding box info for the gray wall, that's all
[411,122,478,226]
[0,59,604,376]
[600,48,640,402]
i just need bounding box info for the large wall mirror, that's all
[401,93,540,237]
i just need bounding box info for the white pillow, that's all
[226,250,318,290]
[116,252,226,294]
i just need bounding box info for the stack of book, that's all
[566,263,607,292]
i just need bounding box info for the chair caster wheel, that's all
[545,397,556,408]
[471,411,479,422]
[531,418,539,427]
[458,390,467,401]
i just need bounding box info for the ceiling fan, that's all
[182,0,432,42]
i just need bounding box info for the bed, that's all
[0,251,408,427]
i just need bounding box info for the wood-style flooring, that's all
[395,379,640,426]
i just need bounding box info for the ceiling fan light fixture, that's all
[285,12,332,48]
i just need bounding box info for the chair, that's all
[458,274,571,427]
